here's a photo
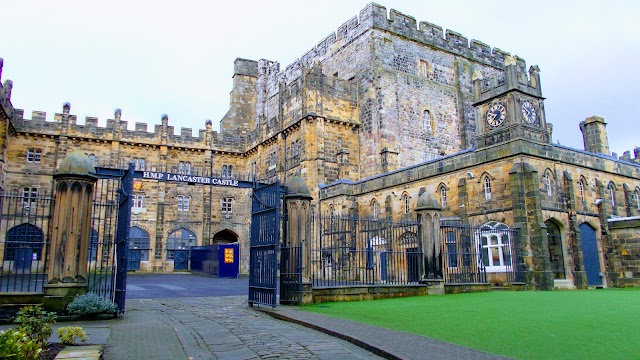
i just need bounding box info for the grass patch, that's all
[302,289,640,359]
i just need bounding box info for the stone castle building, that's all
[1,4,638,289]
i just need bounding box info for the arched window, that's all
[403,193,410,214]
[544,172,553,196]
[478,221,512,272]
[166,228,197,260]
[4,224,45,262]
[440,187,447,208]
[578,179,586,202]
[635,188,640,209]
[372,199,379,220]
[484,176,492,200]
[608,183,616,208]
[130,227,151,261]
[329,205,335,220]
[423,110,432,134]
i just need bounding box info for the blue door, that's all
[380,252,388,282]
[14,248,33,271]
[128,249,141,271]
[579,223,602,286]
[218,243,239,278]
[174,250,189,271]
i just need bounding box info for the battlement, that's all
[473,60,542,104]
[616,147,640,165]
[11,103,230,146]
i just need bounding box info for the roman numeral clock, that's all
[472,58,550,149]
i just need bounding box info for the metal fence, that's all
[309,215,422,287]
[441,220,523,284]
[0,188,54,292]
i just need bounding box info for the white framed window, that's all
[177,196,190,211]
[179,162,191,175]
[484,176,492,200]
[132,194,144,209]
[544,172,553,196]
[403,194,410,214]
[22,187,38,207]
[133,158,146,171]
[440,187,447,208]
[222,165,233,178]
[477,221,512,272]
[222,197,233,213]
[26,149,42,163]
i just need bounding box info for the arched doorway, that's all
[545,220,566,279]
[167,228,197,271]
[212,229,238,244]
[579,223,602,286]
[129,227,150,271]
[4,224,44,271]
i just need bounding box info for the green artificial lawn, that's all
[302,289,640,359]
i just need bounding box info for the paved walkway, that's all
[1,295,512,359]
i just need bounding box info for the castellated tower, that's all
[579,116,610,155]
[219,58,258,135]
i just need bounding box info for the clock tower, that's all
[473,56,550,148]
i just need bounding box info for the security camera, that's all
[391,191,398,196]
[594,198,603,205]
[466,172,475,179]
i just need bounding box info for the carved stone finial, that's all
[205,119,212,126]
[114,108,122,120]
[529,65,540,74]
[161,114,169,122]
[62,102,71,114]
[504,55,517,66]
[472,70,484,81]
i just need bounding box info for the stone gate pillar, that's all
[415,191,443,294]
[284,176,313,303]
[44,151,97,310]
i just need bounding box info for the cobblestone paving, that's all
[103,296,380,360]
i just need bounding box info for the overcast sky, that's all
[2,1,638,157]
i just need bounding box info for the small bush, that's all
[13,305,57,346]
[66,293,118,316]
[57,326,88,345]
[0,329,42,359]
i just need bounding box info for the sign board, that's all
[142,171,239,187]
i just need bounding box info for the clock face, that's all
[486,103,506,127]
[521,101,537,124]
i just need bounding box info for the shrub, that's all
[0,329,42,359]
[13,305,57,346]
[66,293,118,316]
[57,326,88,345]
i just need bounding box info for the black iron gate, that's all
[248,181,281,307]
[89,164,133,313]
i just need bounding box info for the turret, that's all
[579,116,610,156]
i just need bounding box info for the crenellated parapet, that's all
[10,104,246,150]
[473,57,542,104]
[618,147,640,164]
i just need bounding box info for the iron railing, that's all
[0,189,53,292]
[309,215,422,287]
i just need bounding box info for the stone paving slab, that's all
[55,345,102,359]
[263,306,513,360]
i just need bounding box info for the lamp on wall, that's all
[594,198,603,205]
